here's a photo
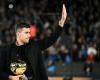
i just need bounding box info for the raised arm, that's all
[39,4,67,50]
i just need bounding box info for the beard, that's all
[25,38,30,43]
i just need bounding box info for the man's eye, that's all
[25,32,28,34]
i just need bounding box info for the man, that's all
[0,4,67,80]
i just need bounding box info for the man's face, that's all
[17,28,31,44]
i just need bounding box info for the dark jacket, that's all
[0,25,63,80]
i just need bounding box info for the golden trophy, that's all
[10,60,28,80]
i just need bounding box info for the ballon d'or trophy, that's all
[10,60,28,80]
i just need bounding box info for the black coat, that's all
[0,26,63,80]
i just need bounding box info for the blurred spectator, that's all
[58,45,72,64]
[47,45,59,64]
[87,43,97,63]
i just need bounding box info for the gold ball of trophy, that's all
[10,60,27,75]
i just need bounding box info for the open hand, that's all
[58,4,67,27]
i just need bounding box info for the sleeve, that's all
[0,46,9,80]
[39,25,63,50]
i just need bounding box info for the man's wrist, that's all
[58,19,65,27]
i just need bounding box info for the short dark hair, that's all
[15,22,30,32]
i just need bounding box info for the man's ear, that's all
[16,29,22,37]
[16,31,19,37]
